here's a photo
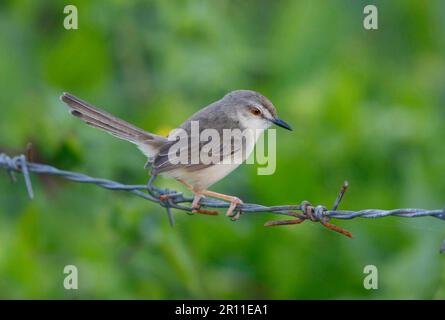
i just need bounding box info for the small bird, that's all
[60,90,292,217]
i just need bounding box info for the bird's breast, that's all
[161,128,264,191]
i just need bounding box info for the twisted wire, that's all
[1,153,444,251]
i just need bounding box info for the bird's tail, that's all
[60,92,167,158]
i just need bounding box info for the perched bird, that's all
[60,90,292,217]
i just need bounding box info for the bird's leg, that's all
[176,178,194,191]
[191,193,204,212]
[176,179,218,215]
[147,174,159,197]
[200,190,243,219]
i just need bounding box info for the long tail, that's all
[60,92,167,158]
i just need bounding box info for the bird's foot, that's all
[191,194,218,215]
[226,197,243,220]
[193,189,244,220]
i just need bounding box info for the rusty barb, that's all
[1,152,445,252]
[264,182,352,238]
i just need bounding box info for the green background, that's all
[0,0,444,299]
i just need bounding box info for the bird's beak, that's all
[271,117,292,131]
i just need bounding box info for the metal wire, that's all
[1,153,444,249]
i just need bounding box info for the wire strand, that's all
[1,153,444,250]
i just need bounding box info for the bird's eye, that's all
[250,107,261,116]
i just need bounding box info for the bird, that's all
[60,90,292,217]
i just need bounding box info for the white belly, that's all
[162,128,263,191]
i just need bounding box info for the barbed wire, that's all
[1,153,444,251]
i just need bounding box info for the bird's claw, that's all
[191,194,219,215]
[226,197,243,220]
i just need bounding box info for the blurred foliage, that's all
[0,0,445,299]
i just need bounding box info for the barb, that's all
[1,153,444,251]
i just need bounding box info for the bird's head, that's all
[223,90,292,131]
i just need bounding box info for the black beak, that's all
[271,117,292,131]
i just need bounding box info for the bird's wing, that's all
[151,130,246,174]
[151,100,249,174]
